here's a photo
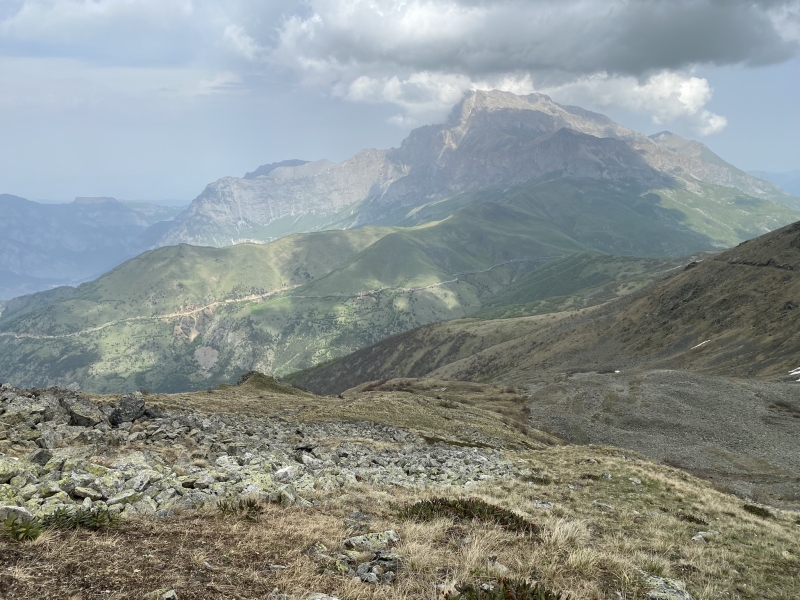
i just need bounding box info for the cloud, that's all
[266,0,798,132]
[1,1,798,134]
[542,71,729,135]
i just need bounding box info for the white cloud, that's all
[542,71,728,135]
[1,0,797,133]
[223,24,263,61]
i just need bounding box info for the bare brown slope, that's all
[438,219,800,385]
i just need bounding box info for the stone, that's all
[73,486,104,501]
[110,393,147,426]
[26,448,53,466]
[0,505,34,523]
[641,572,696,600]
[193,474,215,489]
[593,501,614,511]
[532,501,554,509]
[107,489,140,506]
[61,397,106,427]
[0,457,20,484]
[343,530,400,552]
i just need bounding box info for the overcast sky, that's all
[0,0,798,202]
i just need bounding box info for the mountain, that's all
[2,90,799,393]
[243,159,310,179]
[0,196,185,300]
[159,91,798,247]
[288,220,800,505]
[290,218,800,391]
[749,169,800,197]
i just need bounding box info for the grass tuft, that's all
[742,504,773,519]
[399,497,540,536]
[445,578,577,599]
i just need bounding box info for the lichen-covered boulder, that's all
[110,393,146,426]
[343,530,400,552]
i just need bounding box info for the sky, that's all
[0,0,798,203]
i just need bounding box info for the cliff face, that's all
[159,90,796,247]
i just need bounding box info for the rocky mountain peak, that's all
[243,159,310,180]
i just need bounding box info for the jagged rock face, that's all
[160,90,793,247]
[160,150,406,247]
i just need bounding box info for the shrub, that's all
[2,515,42,542]
[444,578,573,599]
[743,504,773,519]
[41,506,121,531]
[217,497,263,520]
[399,497,540,536]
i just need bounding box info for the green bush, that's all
[445,578,573,599]
[41,506,120,530]
[742,504,773,519]
[2,515,42,542]
[399,498,540,536]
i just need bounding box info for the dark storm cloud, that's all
[272,0,799,80]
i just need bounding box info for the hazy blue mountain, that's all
[0,196,184,300]
[749,170,800,197]
[160,91,797,247]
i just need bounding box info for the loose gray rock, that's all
[641,572,696,600]
[344,530,400,552]
[0,505,34,523]
[62,396,106,427]
[110,393,147,425]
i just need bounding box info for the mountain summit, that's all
[159,90,796,247]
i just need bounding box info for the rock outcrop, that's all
[0,384,520,519]
[159,90,796,247]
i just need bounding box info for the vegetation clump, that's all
[3,506,120,542]
[399,497,540,535]
[742,504,773,519]
[445,578,574,599]
[41,506,120,531]
[2,515,43,542]
[216,496,264,520]
[676,513,708,526]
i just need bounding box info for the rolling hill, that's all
[290,219,800,394]
[1,91,798,394]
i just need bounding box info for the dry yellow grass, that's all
[3,380,796,599]
[2,444,798,599]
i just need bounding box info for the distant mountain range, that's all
[748,170,800,197]
[0,196,184,300]
[1,90,799,392]
[159,91,799,247]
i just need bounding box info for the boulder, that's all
[343,530,400,552]
[0,457,20,484]
[0,505,34,523]
[61,397,106,427]
[642,572,696,600]
[110,393,146,426]
[26,448,53,466]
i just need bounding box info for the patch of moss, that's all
[399,497,539,536]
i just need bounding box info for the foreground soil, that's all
[1,379,799,599]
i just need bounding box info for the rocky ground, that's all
[2,379,799,600]
[0,384,521,521]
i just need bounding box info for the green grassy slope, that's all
[0,177,796,393]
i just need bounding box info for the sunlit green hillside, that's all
[0,177,796,393]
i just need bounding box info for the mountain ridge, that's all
[157,90,797,247]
